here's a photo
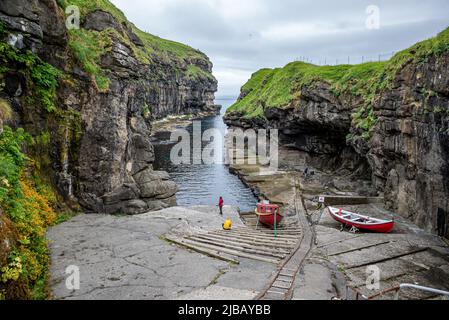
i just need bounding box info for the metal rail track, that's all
[165,224,301,265]
[256,177,314,300]
[165,175,313,300]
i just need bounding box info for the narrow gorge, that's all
[0,0,448,302]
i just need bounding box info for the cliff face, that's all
[0,0,218,215]
[258,82,371,176]
[369,54,449,231]
[225,28,449,235]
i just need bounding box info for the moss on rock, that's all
[58,0,214,87]
[0,127,58,300]
[228,27,449,138]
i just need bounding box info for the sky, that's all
[110,0,449,99]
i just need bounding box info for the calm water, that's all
[153,99,258,212]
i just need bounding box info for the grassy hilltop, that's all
[228,27,449,137]
[58,0,215,90]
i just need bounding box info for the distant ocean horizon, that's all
[215,96,238,101]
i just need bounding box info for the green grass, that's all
[240,68,273,96]
[0,22,5,37]
[68,28,112,91]
[228,62,378,120]
[57,0,203,61]
[105,28,150,65]
[0,41,62,113]
[0,98,12,121]
[57,0,127,23]
[332,62,386,96]
[58,0,214,85]
[0,127,57,300]
[185,65,215,81]
[133,29,208,66]
[228,62,385,115]
[378,26,449,90]
[55,211,79,224]
[228,68,275,119]
[228,26,449,136]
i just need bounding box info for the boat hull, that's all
[328,207,395,233]
[256,210,284,228]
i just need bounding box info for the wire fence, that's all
[294,51,396,66]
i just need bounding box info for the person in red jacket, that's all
[218,197,224,215]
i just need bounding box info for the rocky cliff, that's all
[369,52,449,233]
[0,0,218,215]
[225,28,449,236]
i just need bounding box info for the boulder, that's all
[101,184,141,205]
[104,199,149,215]
[83,10,121,32]
[133,169,170,184]
[139,180,178,199]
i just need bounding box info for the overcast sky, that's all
[110,0,449,99]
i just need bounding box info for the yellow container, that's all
[223,219,232,230]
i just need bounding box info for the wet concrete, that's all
[47,135,449,300]
[303,202,449,300]
[227,144,449,300]
[47,206,277,300]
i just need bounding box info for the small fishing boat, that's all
[255,202,284,228]
[328,207,395,233]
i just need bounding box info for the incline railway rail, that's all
[256,178,314,300]
[165,224,301,265]
[165,176,313,300]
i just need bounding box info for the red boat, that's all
[255,203,284,228]
[328,207,394,233]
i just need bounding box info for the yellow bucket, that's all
[223,219,232,230]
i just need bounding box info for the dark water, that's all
[153,99,258,212]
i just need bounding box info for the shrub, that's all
[0,98,12,134]
[0,98,12,120]
[0,22,5,38]
[0,127,57,300]
[0,42,61,113]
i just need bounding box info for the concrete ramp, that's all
[165,221,302,265]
